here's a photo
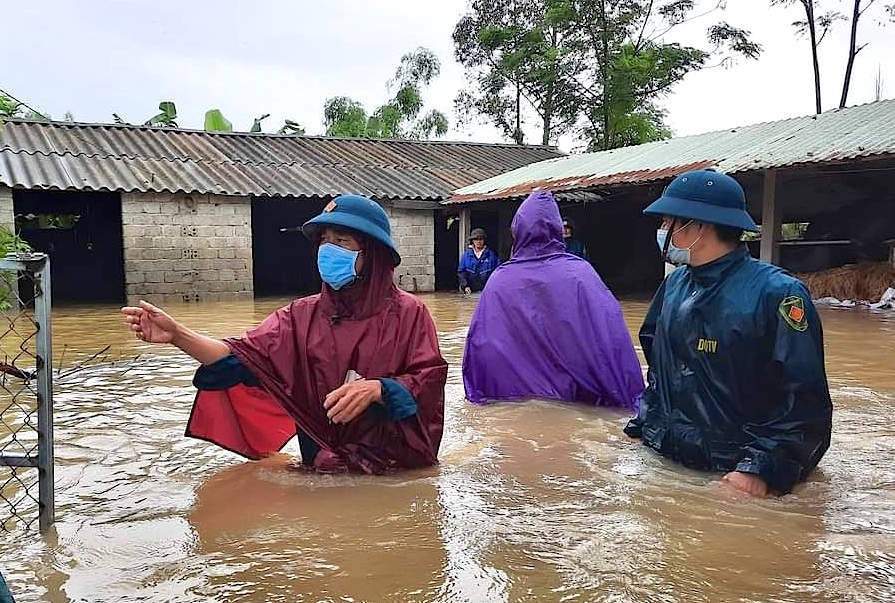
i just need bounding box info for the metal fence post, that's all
[0,252,54,533]
[34,256,54,532]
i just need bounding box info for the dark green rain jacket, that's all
[625,246,833,493]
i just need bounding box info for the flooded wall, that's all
[0,185,13,231]
[122,192,253,305]
[387,205,436,293]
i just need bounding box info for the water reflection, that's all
[189,457,446,602]
[0,295,892,602]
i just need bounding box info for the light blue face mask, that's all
[317,243,360,290]
[656,221,699,266]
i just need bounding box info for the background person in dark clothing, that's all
[458,228,500,294]
[562,218,588,260]
[625,169,832,497]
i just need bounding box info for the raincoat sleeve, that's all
[377,378,418,421]
[624,278,666,438]
[735,284,833,494]
[193,355,259,389]
[388,303,448,466]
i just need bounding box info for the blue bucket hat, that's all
[643,169,759,232]
[303,194,401,266]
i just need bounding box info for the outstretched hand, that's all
[323,380,383,424]
[121,301,181,344]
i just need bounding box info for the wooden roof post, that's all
[458,206,471,260]
[759,169,780,264]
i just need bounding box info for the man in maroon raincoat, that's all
[122,195,447,474]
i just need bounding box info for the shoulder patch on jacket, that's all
[779,295,808,332]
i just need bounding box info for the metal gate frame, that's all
[0,252,53,532]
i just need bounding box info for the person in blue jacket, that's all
[562,218,588,260]
[624,169,832,497]
[458,228,500,294]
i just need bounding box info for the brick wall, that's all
[122,192,253,305]
[386,205,435,293]
[0,185,14,232]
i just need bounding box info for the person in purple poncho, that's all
[462,190,644,408]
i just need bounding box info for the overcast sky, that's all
[2,0,893,151]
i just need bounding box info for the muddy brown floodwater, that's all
[1,293,893,602]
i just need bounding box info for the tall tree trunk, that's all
[514,79,523,144]
[599,0,611,151]
[542,82,554,146]
[542,29,557,146]
[840,0,862,108]
[804,1,823,114]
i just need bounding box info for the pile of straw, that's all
[796,262,895,302]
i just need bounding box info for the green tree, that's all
[454,0,761,150]
[324,96,369,137]
[569,0,760,151]
[454,0,584,145]
[0,93,22,118]
[324,48,449,139]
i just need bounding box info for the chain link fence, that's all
[0,253,53,532]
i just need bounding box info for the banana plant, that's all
[144,101,178,127]
[278,119,305,135]
[204,109,233,132]
[251,113,270,133]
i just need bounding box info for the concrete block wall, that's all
[121,192,253,305]
[0,185,14,232]
[386,205,435,293]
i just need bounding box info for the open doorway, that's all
[435,212,460,290]
[252,197,327,297]
[470,209,503,259]
[13,190,125,304]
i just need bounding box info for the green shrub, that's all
[0,226,32,311]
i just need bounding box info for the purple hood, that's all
[462,190,644,407]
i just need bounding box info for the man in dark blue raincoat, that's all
[457,228,500,293]
[625,169,832,497]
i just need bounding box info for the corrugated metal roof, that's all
[0,120,562,200]
[449,98,895,203]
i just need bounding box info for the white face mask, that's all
[656,220,701,266]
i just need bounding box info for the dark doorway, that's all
[470,209,502,258]
[435,212,460,290]
[252,197,327,297]
[13,190,125,304]
[559,197,663,295]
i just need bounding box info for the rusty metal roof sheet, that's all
[0,120,562,201]
[449,98,895,203]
